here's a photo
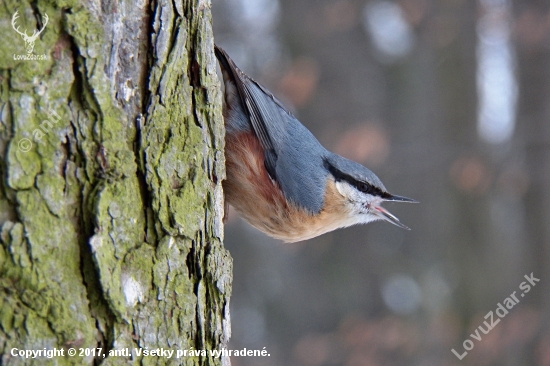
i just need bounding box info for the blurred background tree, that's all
[213,0,550,365]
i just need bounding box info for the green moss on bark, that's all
[1,0,230,365]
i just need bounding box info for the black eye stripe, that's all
[324,159,386,197]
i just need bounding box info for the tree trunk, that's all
[0,1,231,365]
[513,0,550,308]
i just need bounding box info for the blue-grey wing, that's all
[244,81,330,214]
[215,46,328,213]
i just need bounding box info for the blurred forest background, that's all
[212,0,550,365]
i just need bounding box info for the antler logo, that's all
[11,10,48,55]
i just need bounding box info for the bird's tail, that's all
[214,45,240,83]
[214,45,231,72]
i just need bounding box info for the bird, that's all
[215,45,417,243]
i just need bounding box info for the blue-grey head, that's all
[323,153,417,230]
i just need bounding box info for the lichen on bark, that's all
[0,0,231,365]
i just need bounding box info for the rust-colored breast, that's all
[224,131,352,242]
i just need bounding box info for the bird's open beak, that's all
[374,205,411,230]
[374,193,417,230]
[384,194,418,203]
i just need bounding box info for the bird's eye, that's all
[357,182,372,194]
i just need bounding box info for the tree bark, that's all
[0,0,231,365]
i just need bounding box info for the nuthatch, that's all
[215,46,416,243]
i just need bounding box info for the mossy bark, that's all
[0,0,231,365]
